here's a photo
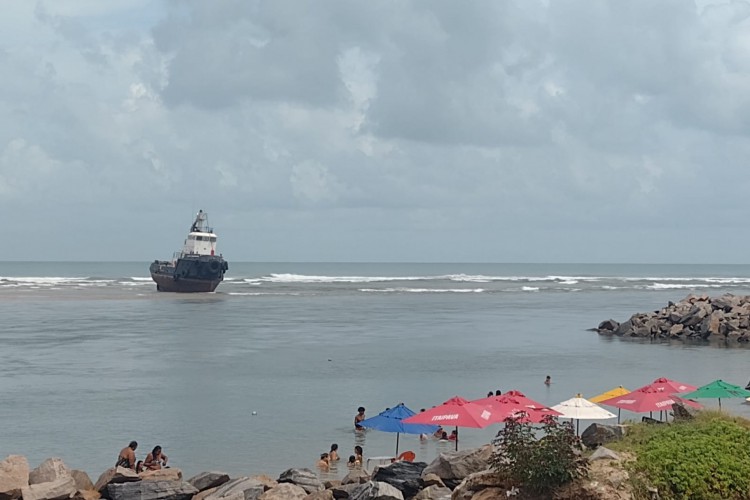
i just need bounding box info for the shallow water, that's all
[1,262,749,479]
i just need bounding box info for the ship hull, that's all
[150,255,228,293]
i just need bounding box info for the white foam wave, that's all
[130,277,152,282]
[646,283,719,290]
[359,288,484,293]
[260,273,426,283]
[521,286,539,292]
[228,292,302,296]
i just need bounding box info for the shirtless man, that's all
[116,441,138,469]
[354,407,366,430]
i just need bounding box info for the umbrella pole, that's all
[455,427,459,451]
[618,408,621,424]
[576,419,579,435]
[719,398,722,411]
[396,433,400,456]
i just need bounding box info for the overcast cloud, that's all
[2,0,749,263]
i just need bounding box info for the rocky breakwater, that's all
[0,446,499,500]
[595,293,750,341]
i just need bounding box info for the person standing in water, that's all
[354,407,366,430]
[545,375,552,386]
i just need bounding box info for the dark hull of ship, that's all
[150,256,227,293]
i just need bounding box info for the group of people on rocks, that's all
[116,441,168,473]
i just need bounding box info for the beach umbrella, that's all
[636,377,697,394]
[472,390,562,423]
[589,386,631,423]
[358,403,439,455]
[598,387,702,420]
[403,396,499,450]
[551,394,616,434]
[472,394,561,423]
[679,379,750,411]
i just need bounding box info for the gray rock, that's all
[349,481,403,500]
[29,459,72,485]
[257,483,307,499]
[581,423,626,448]
[186,472,230,492]
[371,462,426,498]
[303,490,334,500]
[412,485,452,500]
[589,446,621,461]
[106,481,197,500]
[70,471,94,492]
[204,477,264,500]
[277,469,323,495]
[21,476,77,500]
[421,445,492,481]
[341,469,369,486]
[597,319,619,332]
[93,468,140,495]
[330,483,360,499]
[0,455,30,500]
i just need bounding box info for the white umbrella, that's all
[551,394,616,434]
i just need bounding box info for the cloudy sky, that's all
[2,0,749,263]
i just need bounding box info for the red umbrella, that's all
[501,390,555,411]
[403,396,499,450]
[473,395,562,423]
[636,377,697,394]
[598,387,702,414]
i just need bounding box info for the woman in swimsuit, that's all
[143,445,168,471]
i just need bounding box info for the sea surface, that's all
[1,262,750,480]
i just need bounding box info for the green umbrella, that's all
[679,379,750,411]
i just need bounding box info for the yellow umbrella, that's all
[589,386,630,423]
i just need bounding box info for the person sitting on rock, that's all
[143,445,168,471]
[116,441,138,469]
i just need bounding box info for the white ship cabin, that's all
[179,210,218,257]
[181,231,217,256]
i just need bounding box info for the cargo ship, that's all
[149,210,229,292]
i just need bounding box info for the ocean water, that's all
[1,262,750,480]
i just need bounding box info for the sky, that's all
[2,0,750,263]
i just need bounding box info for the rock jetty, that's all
[594,293,750,340]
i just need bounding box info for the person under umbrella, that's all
[403,396,500,450]
[357,403,438,455]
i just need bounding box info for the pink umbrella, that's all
[473,395,562,424]
[599,387,702,417]
[403,396,499,450]
[636,377,697,394]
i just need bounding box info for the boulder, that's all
[371,462,426,499]
[341,469,369,486]
[613,320,633,336]
[449,470,509,500]
[329,483,360,499]
[187,472,230,493]
[0,456,30,500]
[470,488,506,500]
[138,469,182,482]
[421,445,492,481]
[29,459,72,485]
[93,468,139,495]
[70,471,94,492]
[257,483,307,500]
[597,319,619,332]
[203,478,264,500]
[412,485,451,500]
[193,486,218,500]
[276,469,323,495]
[247,477,276,492]
[589,446,621,461]
[72,491,100,500]
[106,480,197,500]
[580,423,627,448]
[349,481,403,500]
[21,476,77,500]
[419,474,444,488]
[302,490,333,500]
[323,480,341,489]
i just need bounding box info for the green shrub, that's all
[490,415,588,494]
[630,413,750,499]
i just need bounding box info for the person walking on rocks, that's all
[116,441,138,469]
[143,445,168,471]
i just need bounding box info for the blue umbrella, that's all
[359,403,439,455]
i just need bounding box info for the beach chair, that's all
[394,450,415,462]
